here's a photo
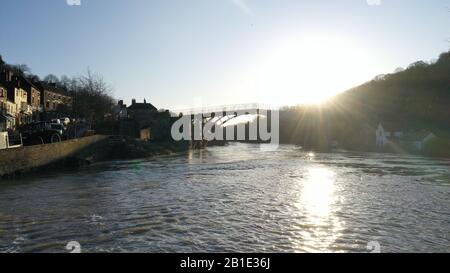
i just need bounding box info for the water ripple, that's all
[0,143,449,253]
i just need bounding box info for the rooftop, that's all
[34,81,70,96]
[127,99,157,111]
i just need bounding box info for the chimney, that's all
[132,99,136,105]
[7,71,13,82]
[144,98,147,104]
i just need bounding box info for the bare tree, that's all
[68,69,115,126]
[7,64,31,76]
[394,67,405,73]
[43,74,60,84]
[27,74,41,83]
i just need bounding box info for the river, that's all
[0,143,449,253]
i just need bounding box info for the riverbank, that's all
[0,135,194,179]
[96,136,192,161]
[0,135,108,179]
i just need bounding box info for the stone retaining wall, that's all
[0,135,107,177]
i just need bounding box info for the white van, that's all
[0,132,23,150]
[0,132,8,150]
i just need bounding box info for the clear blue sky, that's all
[1,0,449,109]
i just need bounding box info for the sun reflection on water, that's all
[294,166,344,252]
[302,167,335,217]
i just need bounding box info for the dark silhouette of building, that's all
[116,99,172,141]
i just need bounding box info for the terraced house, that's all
[0,83,16,131]
[21,77,41,121]
[0,69,32,126]
[35,82,73,114]
[0,65,73,132]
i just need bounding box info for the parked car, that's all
[19,122,66,145]
[49,123,65,136]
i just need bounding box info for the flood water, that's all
[0,143,449,253]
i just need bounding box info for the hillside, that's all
[280,49,450,154]
[332,50,450,132]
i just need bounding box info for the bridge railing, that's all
[170,103,278,117]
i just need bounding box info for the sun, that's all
[253,34,373,105]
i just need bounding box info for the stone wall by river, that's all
[0,135,195,178]
[0,135,107,177]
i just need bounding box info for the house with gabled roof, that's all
[0,67,32,126]
[33,81,73,114]
[376,121,438,153]
[375,122,403,148]
[0,83,16,131]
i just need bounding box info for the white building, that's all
[376,122,437,152]
[375,123,403,148]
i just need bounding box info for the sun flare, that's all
[254,35,374,105]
